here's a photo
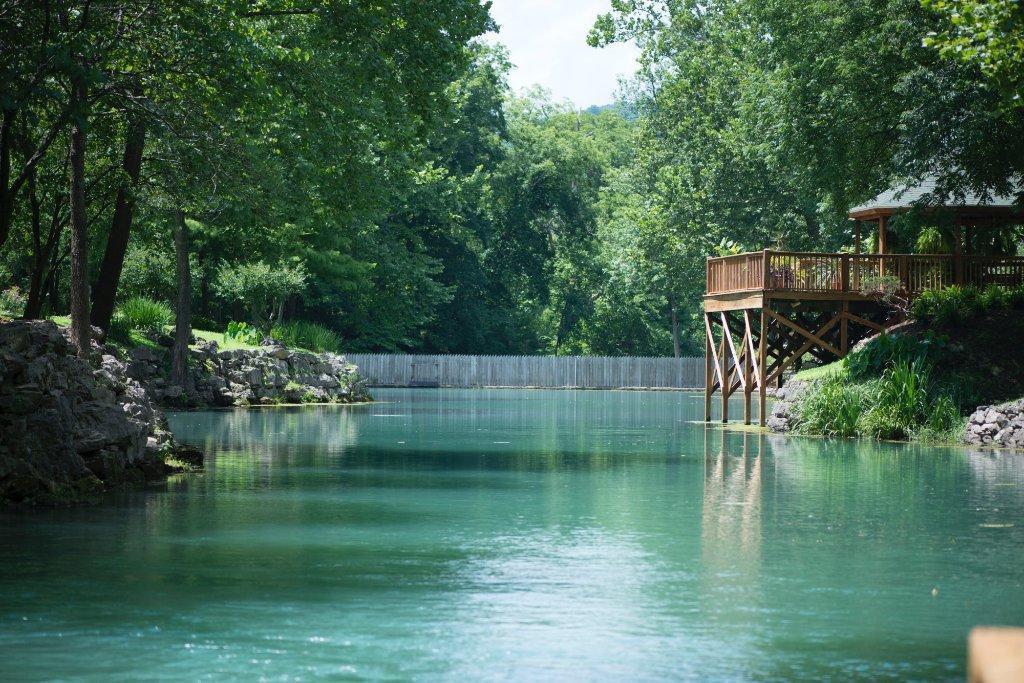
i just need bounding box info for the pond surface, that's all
[2,389,1024,680]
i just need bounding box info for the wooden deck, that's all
[703,250,1024,426]
[706,250,1024,310]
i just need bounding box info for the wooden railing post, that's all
[955,254,965,285]
[762,250,770,291]
[840,254,850,293]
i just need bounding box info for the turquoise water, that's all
[2,389,1024,680]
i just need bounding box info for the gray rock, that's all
[0,320,197,506]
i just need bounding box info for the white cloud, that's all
[484,0,639,109]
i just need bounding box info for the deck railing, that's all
[707,250,1024,297]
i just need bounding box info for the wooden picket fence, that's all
[345,353,705,390]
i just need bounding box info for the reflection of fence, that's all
[345,354,705,389]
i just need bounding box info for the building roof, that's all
[849,176,1022,219]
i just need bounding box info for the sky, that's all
[485,0,640,110]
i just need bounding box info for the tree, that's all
[171,210,193,392]
[214,261,307,330]
[67,67,89,356]
[923,0,1024,98]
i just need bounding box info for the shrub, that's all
[117,296,173,334]
[796,376,866,437]
[271,320,342,352]
[858,360,930,439]
[1007,287,1024,310]
[913,284,1024,325]
[118,243,177,302]
[106,313,134,344]
[860,274,910,317]
[225,321,263,346]
[979,284,1010,311]
[214,260,307,329]
[921,394,962,434]
[915,226,950,254]
[0,286,26,317]
[843,332,942,382]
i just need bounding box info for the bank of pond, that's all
[768,286,1024,447]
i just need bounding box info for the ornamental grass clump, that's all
[858,360,931,440]
[271,320,342,353]
[795,375,866,438]
[116,296,173,334]
[917,394,966,443]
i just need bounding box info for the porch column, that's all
[954,216,964,285]
[854,220,861,255]
[877,215,888,277]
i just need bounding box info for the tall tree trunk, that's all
[23,168,43,317]
[172,209,193,393]
[669,293,682,359]
[68,75,90,357]
[0,111,12,252]
[91,113,146,332]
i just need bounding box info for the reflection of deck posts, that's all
[758,306,768,427]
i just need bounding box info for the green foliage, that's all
[214,261,307,330]
[0,287,26,317]
[1,0,1021,359]
[915,226,949,254]
[795,330,979,442]
[225,321,263,346]
[117,244,178,303]
[910,285,1024,325]
[844,333,942,381]
[920,394,965,441]
[106,314,134,345]
[116,297,173,334]
[796,376,867,438]
[923,0,1024,99]
[271,321,342,353]
[859,360,932,440]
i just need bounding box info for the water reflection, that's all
[2,390,1023,681]
[702,430,762,567]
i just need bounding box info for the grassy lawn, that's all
[793,361,844,382]
[191,328,262,351]
[45,315,262,352]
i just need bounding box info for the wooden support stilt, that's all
[840,301,849,356]
[704,313,713,422]
[758,306,768,427]
[742,323,752,425]
[719,320,729,424]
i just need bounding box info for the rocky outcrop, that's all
[765,381,808,433]
[965,399,1024,448]
[125,340,369,407]
[0,320,195,506]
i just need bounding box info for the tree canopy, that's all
[0,0,1020,358]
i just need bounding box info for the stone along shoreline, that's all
[0,319,370,506]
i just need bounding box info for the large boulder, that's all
[0,320,195,506]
